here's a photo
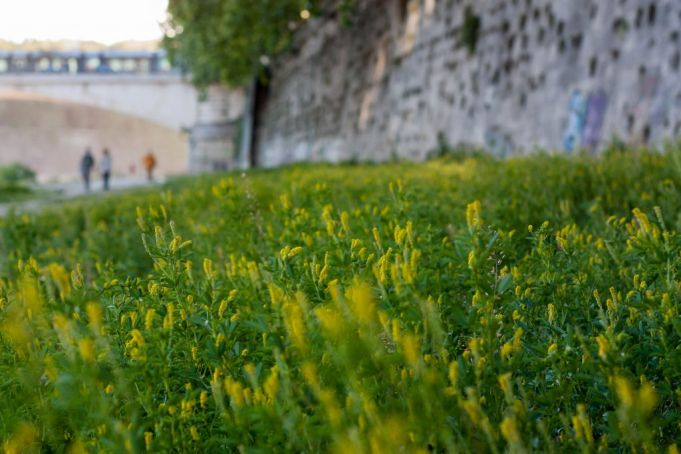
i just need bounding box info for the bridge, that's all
[0,50,245,173]
[0,50,174,75]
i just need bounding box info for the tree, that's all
[163,0,319,88]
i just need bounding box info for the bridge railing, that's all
[0,50,181,75]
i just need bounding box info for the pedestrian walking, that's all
[80,148,95,192]
[101,148,112,191]
[143,151,157,181]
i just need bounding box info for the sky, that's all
[0,0,169,44]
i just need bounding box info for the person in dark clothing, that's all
[101,148,112,191]
[80,148,95,191]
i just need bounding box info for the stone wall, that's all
[253,0,681,166]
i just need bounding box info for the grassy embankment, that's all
[2,148,681,452]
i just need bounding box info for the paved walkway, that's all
[0,176,165,217]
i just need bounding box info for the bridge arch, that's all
[0,52,247,174]
[0,90,189,180]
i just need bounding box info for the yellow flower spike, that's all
[212,368,222,384]
[223,377,245,407]
[318,263,329,284]
[547,304,555,323]
[244,363,256,380]
[393,225,405,246]
[46,263,71,298]
[401,368,408,381]
[596,335,609,360]
[319,389,342,427]
[190,426,200,441]
[350,238,361,251]
[279,246,291,261]
[340,211,350,233]
[500,342,513,361]
[301,362,319,390]
[391,319,401,342]
[163,304,174,330]
[283,299,307,351]
[78,338,96,363]
[500,416,521,445]
[218,299,229,318]
[315,306,345,339]
[202,258,214,278]
[663,293,671,306]
[639,382,658,415]
[148,282,160,296]
[512,328,523,352]
[264,366,279,401]
[547,343,558,356]
[575,404,594,443]
[105,384,114,394]
[144,308,156,330]
[471,290,482,306]
[593,289,601,305]
[131,329,145,346]
[401,260,414,284]
[86,302,103,331]
[448,361,459,385]
[280,193,291,210]
[669,445,680,454]
[347,281,377,326]
[614,376,635,409]
[632,208,652,234]
[372,227,381,246]
[410,249,421,273]
[572,414,584,441]
[327,280,341,303]
[267,283,284,307]
[287,246,303,258]
[466,200,482,230]
[498,372,512,394]
[144,432,153,450]
[606,299,616,311]
[467,251,476,270]
[401,334,420,366]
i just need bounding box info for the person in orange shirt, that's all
[143,151,157,181]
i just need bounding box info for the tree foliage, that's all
[163,0,319,87]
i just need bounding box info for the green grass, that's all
[2,149,681,452]
[0,184,34,203]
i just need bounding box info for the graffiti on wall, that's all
[484,126,515,157]
[563,89,608,152]
[582,89,608,150]
[563,90,587,153]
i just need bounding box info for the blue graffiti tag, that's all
[563,90,587,152]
